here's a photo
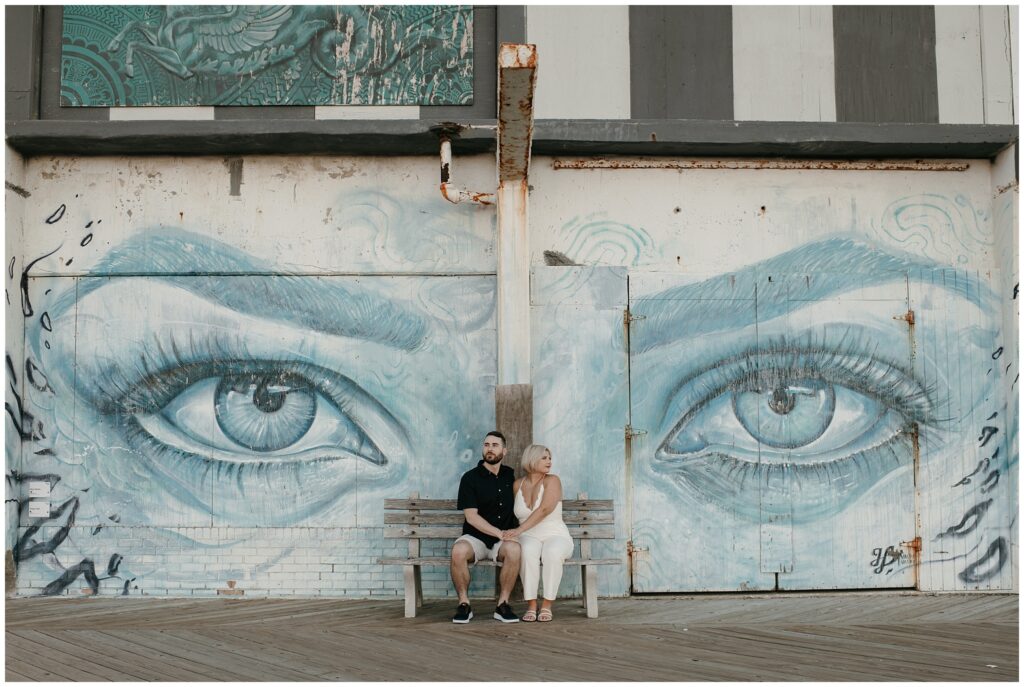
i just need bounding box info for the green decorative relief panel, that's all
[60,5,473,106]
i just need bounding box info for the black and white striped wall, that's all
[529,5,1017,124]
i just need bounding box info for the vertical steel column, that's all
[495,44,537,472]
[496,43,537,386]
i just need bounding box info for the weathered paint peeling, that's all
[497,44,537,182]
[552,158,972,172]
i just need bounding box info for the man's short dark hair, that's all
[485,430,506,446]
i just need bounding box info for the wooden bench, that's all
[380,492,621,618]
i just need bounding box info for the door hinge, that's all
[626,540,649,556]
[624,309,646,326]
[625,424,647,440]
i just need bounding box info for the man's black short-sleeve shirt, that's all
[457,461,518,547]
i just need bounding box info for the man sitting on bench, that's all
[450,431,522,623]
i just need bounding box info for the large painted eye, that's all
[653,340,934,523]
[132,361,390,466]
[667,373,890,460]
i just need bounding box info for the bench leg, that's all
[583,565,598,618]
[404,566,418,618]
[580,565,588,609]
[414,565,423,608]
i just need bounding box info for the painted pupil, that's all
[732,379,836,449]
[252,380,287,413]
[214,373,317,452]
[768,387,797,415]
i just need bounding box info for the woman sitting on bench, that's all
[504,445,574,622]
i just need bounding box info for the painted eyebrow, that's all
[53,229,428,350]
[630,237,995,354]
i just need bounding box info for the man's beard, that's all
[482,451,503,464]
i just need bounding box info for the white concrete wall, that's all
[733,6,836,122]
[526,5,631,119]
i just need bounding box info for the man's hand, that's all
[501,529,520,541]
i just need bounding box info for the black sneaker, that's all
[493,601,519,623]
[452,602,473,623]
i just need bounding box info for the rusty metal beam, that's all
[497,43,537,182]
[552,158,972,172]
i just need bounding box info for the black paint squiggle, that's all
[958,538,1009,584]
[977,426,998,448]
[45,204,66,224]
[20,246,61,317]
[25,358,53,393]
[936,499,993,538]
[42,559,99,596]
[6,383,35,441]
[980,470,1000,494]
[14,497,79,562]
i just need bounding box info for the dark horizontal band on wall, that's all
[6,119,1018,159]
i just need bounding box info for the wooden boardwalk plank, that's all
[5,657,77,683]
[98,629,310,682]
[6,593,1017,682]
[9,630,158,682]
[5,636,111,682]
[198,629,362,681]
[50,629,224,682]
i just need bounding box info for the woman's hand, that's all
[502,529,520,541]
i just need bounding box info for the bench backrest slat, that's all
[384,498,613,511]
[383,525,615,540]
[384,511,614,525]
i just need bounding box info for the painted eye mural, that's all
[35,260,494,529]
[6,161,1016,599]
[652,330,935,523]
[622,227,1011,593]
[9,201,497,595]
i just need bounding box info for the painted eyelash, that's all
[122,417,334,491]
[89,330,264,411]
[659,327,939,430]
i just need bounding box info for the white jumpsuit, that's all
[515,481,574,601]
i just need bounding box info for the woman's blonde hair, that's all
[520,444,551,474]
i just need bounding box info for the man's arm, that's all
[463,508,504,539]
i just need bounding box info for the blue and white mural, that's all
[530,164,1016,593]
[5,155,1017,596]
[7,161,498,596]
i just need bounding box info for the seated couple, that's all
[450,431,573,624]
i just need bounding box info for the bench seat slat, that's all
[383,526,615,539]
[384,498,613,511]
[378,557,622,566]
[384,512,614,525]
